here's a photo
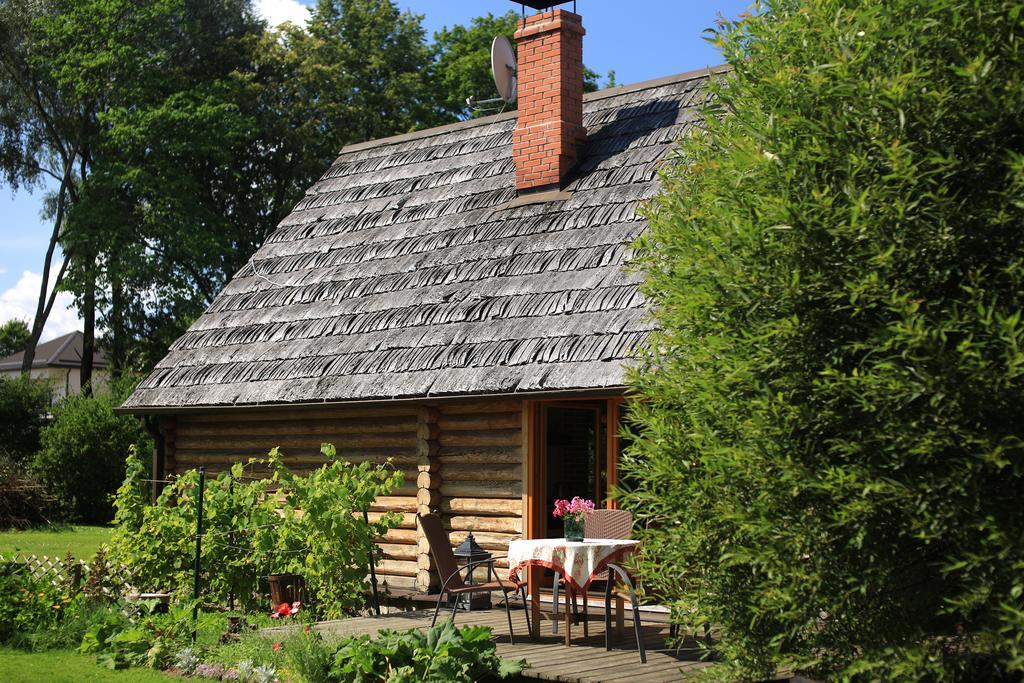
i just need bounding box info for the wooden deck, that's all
[297,604,714,682]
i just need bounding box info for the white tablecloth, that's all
[507,538,638,591]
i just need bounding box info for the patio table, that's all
[508,538,638,646]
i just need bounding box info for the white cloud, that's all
[0,269,80,343]
[255,0,309,27]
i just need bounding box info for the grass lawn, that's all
[0,525,112,560]
[0,648,171,682]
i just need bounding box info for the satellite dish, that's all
[491,35,517,103]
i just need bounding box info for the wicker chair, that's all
[551,508,633,634]
[417,513,533,643]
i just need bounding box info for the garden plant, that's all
[622,0,1024,679]
[109,443,404,619]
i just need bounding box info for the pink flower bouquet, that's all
[552,496,595,522]
[552,497,594,541]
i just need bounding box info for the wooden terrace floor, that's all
[300,605,715,682]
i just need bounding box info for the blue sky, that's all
[0,0,749,340]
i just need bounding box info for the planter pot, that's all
[564,516,584,542]
[267,573,306,606]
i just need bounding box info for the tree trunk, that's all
[21,154,76,375]
[80,261,96,397]
[109,256,125,380]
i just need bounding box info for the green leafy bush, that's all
[327,620,524,682]
[622,0,1024,679]
[32,375,151,524]
[0,559,114,651]
[109,444,403,618]
[0,374,51,466]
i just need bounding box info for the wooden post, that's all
[415,407,440,592]
[191,467,205,643]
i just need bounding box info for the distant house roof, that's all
[0,331,107,371]
[123,67,723,412]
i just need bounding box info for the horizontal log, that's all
[446,530,519,550]
[380,573,419,590]
[368,512,414,529]
[381,528,418,544]
[182,406,418,423]
[438,400,522,415]
[441,464,521,482]
[173,448,416,462]
[175,416,416,438]
[172,454,417,469]
[437,412,520,431]
[438,429,521,448]
[440,481,522,499]
[438,446,522,465]
[447,515,522,534]
[375,559,418,577]
[441,498,522,516]
[175,434,416,451]
[379,543,417,561]
[369,496,418,513]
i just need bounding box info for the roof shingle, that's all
[122,68,720,410]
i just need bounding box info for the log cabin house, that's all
[121,2,722,597]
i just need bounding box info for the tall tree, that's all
[0,0,94,376]
[623,0,1024,679]
[0,319,30,358]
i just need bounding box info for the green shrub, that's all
[0,559,107,651]
[328,620,524,682]
[32,375,151,524]
[288,628,334,683]
[109,444,403,618]
[0,374,51,466]
[622,0,1024,679]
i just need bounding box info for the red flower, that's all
[275,602,291,616]
[272,642,281,652]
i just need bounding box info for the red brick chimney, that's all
[512,9,586,193]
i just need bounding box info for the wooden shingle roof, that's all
[123,68,719,411]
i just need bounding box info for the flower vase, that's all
[564,515,584,542]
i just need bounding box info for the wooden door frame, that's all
[523,395,623,598]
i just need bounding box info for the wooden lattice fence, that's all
[0,552,139,600]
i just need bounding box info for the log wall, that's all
[437,400,524,580]
[167,405,423,590]
[162,399,525,593]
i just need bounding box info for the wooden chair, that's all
[417,513,533,644]
[552,509,634,637]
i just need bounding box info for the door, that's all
[523,397,625,594]
[542,403,603,538]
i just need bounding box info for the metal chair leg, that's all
[630,593,646,664]
[501,588,516,645]
[606,563,647,664]
[450,594,459,622]
[431,591,446,627]
[604,570,613,651]
[552,572,560,634]
[519,586,533,638]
